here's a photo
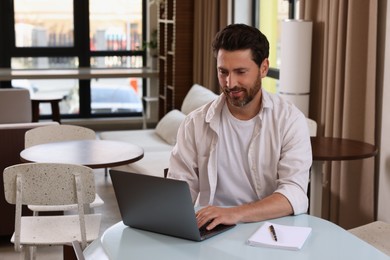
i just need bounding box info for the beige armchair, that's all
[0,88,32,123]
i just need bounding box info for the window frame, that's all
[0,0,147,119]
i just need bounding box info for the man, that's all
[167,24,312,230]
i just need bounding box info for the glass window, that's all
[12,57,78,69]
[91,56,143,68]
[90,78,143,115]
[14,0,74,47]
[89,0,143,51]
[257,0,289,93]
[12,78,77,115]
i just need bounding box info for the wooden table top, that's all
[20,140,144,169]
[310,137,378,161]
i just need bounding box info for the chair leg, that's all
[105,168,108,177]
[24,245,36,260]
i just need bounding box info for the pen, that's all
[269,225,278,242]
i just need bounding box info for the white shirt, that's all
[214,103,258,206]
[168,90,312,215]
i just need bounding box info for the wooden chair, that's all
[24,125,104,215]
[3,163,101,260]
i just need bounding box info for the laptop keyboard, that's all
[199,223,235,238]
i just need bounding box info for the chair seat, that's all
[349,221,390,256]
[28,194,104,212]
[11,214,101,246]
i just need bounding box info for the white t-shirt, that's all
[214,104,258,206]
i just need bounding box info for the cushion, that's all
[155,109,186,145]
[99,129,173,152]
[181,84,218,115]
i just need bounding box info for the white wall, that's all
[377,0,390,222]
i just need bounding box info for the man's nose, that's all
[226,74,236,88]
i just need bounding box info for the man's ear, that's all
[260,58,269,78]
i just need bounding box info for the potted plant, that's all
[144,29,158,69]
[144,29,158,57]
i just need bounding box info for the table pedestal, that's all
[310,161,324,217]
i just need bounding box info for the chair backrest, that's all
[25,124,96,148]
[3,163,96,249]
[3,163,96,206]
[0,88,32,123]
[306,118,317,137]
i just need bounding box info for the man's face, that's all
[217,49,268,107]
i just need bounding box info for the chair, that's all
[348,221,390,256]
[25,124,96,148]
[3,163,101,260]
[306,118,317,137]
[24,124,104,214]
[72,240,86,260]
[0,88,32,123]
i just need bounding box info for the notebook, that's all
[109,170,236,241]
[247,221,312,250]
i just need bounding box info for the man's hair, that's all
[212,24,269,67]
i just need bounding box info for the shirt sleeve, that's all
[274,111,312,215]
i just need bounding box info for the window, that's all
[254,0,298,93]
[0,0,147,119]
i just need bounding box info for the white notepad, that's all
[247,221,312,250]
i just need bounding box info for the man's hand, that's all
[195,193,294,231]
[195,206,242,230]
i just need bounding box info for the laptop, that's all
[109,169,236,241]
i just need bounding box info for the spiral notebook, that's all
[247,221,312,250]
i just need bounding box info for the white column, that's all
[279,20,313,117]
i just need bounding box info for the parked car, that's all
[91,85,143,113]
[66,85,143,114]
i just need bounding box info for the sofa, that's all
[99,84,218,177]
[0,121,59,237]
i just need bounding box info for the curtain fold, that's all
[193,0,229,93]
[301,0,378,229]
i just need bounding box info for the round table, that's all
[20,139,144,169]
[309,137,378,217]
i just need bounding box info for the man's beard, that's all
[221,74,262,107]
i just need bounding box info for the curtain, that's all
[300,0,378,229]
[193,0,229,93]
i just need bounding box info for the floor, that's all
[0,168,122,259]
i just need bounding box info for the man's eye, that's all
[219,70,228,75]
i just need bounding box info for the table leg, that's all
[50,100,61,123]
[310,160,324,217]
[31,100,40,122]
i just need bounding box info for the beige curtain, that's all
[193,0,229,93]
[300,1,378,229]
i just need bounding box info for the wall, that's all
[378,0,390,222]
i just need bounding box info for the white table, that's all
[85,214,389,260]
[20,139,144,169]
